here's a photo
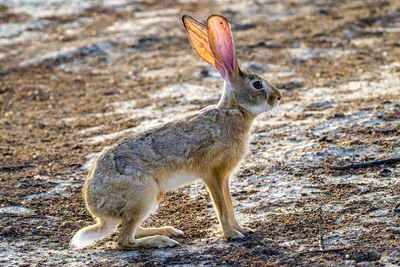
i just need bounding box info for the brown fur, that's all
[71,15,282,250]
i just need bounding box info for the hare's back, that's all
[108,107,241,175]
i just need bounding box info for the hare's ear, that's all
[207,15,239,80]
[182,15,226,77]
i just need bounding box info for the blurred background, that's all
[0,0,399,265]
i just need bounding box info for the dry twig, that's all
[329,157,400,170]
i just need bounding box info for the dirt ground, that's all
[0,0,399,266]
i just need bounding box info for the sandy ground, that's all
[0,0,399,266]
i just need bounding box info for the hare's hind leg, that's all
[117,213,179,250]
[135,226,184,238]
[116,189,179,250]
[134,190,183,239]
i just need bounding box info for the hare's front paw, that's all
[224,229,245,241]
[238,227,254,235]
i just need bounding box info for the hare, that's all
[71,14,282,250]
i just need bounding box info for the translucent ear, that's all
[207,15,237,78]
[182,15,226,78]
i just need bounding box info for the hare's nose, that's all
[276,89,282,101]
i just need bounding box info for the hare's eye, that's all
[252,81,263,89]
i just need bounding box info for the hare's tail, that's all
[71,217,120,249]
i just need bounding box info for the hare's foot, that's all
[231,217,253,234]
[241,227,254,234]
[234,226,253,235]
[117,235,179,250]
[223,228,245,241]
[135,226,184,238]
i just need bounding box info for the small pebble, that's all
[353,248,380,263]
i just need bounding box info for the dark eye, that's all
[252,81,263,89]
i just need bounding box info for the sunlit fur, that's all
[71,18,282,251]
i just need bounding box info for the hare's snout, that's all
[267,85,282,107]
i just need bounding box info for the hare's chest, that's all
[159,172,199,191]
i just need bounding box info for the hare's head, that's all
[182,14,282,116]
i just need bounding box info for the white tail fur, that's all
[70,217,120,249]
